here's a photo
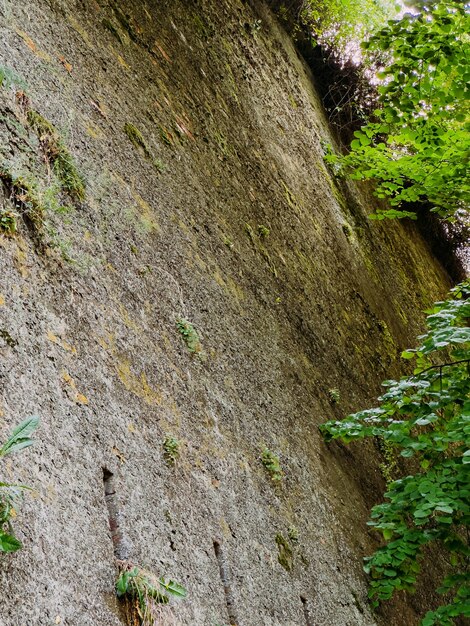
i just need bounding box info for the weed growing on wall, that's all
[176,318,203,357]
[27,110,85,201]
[321,281,470,625]
[261,447,283,481]
[0,416,39,552]
[0,208,18,235]
[116,562,186,625]
[162,437,180,466]
[328,388,340,403]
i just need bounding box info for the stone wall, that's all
[0,1,450,624]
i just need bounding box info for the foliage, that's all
[320,281,470,624]
[299,0,398,55]
[327,1,470,220]
[288,525,299,542]
[261,447,283,481]
[162,437,180,466]
[176,318,203,357]
[0,208,18,235]
[27,111,85,201]
[0,416,39,553]
[116,562,186,626]
[328,388,340,403]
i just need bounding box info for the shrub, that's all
[321,281,470,624]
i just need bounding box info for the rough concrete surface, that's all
[0,0,451,624]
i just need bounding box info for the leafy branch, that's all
[326,1,469,221]
[321,280,470,625]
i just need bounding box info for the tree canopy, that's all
[326,1,470,220]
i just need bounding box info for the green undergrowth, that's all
[0,170,47,238]
[261,447,283,481]
[0,99,84,257]
[0,169,72,246]
[162,436,180,466]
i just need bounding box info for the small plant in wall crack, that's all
[163,436,180,466]
[176,318,204,358]
[0,207,18,235]
[0,416,39,552]
[261,447,283,482]
[116,561,187,626]
[328,388,340,404]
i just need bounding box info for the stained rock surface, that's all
[0,1,450,624]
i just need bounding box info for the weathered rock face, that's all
[0,1,450,625]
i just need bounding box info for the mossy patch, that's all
[0,170,46,241]
[244,222,277,277]
[124,123,152,158]
[275,533,293,572]
[102,18,124,44]
[124,123,163,172]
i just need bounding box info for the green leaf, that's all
[0,416,39,457]
[158,577,187,599]
[0,531,22,552]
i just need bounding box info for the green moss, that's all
[192,14,214,40]
[102,18,124,43]
[27,110,85,201]
[258,224,270,238]
[153,158,165,173]
[288,93,298,109]
[245,222,278,277]
[110,3,139,43]
[124,123,151,158]
[261,447,283,481]
[275,534,293,572]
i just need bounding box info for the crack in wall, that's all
[103,468,132,561]
[214,540,239,626]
